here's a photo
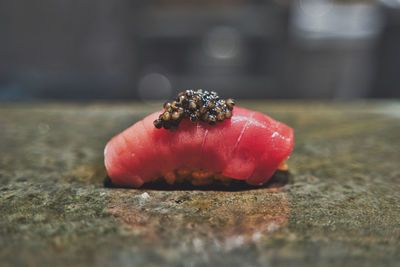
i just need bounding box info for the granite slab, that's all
[0,101,399,267]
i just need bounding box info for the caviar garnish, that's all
[153,119,163,129]
[172,111,180,120]
[154,89,236,130]
[163,111,171,121]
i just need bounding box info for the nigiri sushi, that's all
[104,90,294,188]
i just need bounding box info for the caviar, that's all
[154,89,235,130]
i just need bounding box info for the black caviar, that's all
[153,89,235,130]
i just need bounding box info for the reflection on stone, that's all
[106,172,289,250]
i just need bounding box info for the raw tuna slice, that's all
[104,106,294,188]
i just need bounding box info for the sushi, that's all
[104,90,294,188]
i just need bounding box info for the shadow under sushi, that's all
[104,171,291,192]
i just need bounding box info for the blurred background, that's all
[0,0,399,101]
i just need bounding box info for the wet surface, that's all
[107,187,289,248]
[0,101,399,266]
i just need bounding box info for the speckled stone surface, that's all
[1,101,399,267]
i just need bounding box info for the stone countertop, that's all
[0,101,399,267]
